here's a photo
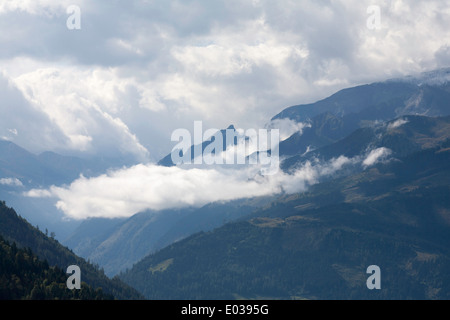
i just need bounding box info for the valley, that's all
[2,68,450,299]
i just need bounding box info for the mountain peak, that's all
[388,67,450,86]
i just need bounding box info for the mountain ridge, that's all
[119,137,450,299]
[0,200,144,299]
[65,69,450,280]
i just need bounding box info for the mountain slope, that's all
[273,78,450,122]
[282,115,450,171]
[0,235,114,300]
[71,71,450,280]
[274,72,450,159]
[0,201,144,299]
[119,139,450,300]
[64,197,273,276]
[158,125,239,167]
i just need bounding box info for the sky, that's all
[1,0,450,219]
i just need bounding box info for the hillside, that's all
[274,79,450,160]
[62,72,450,279]
[0,235,113,300]
[273,78,450,122]
[64,197,273,276]
[282,115,450,171]
[157,125,238,167]
[119,139,450,299]
[0,201,144,299]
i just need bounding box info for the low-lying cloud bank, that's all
[25,147,391,220]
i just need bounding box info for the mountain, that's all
[274,73,450,122]
[6,68,450,299]
[0,140,140,241]
[158,125,239,167]
[0,235,114,300]
[67,69,450,280]
[282,115,450,171]
[119,137,450,300]
[0,201,144,299]
[154,70,450,168]
[64,197,274,276]
[0,140,119,188]
[0,141,88,240]
[119,70,450,299]
[274,70,450,159]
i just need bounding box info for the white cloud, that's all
[25,152,362,220]
[0,0,71,16]
[279,155,356,194]
[363,147,392,167]
[25,189,52,197]
[0,177,23,187]
[266,118,311,141]
[27,164,281,219]
[387,118,409,130]
[0,72,70,153]
[10,66,150,160]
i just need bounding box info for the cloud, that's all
[0,0,71,15]
[0,177,23,187]
[25,189,52,197]
[26,164,281,219]
[279,155,356,194]
[0,0,447,220]
[7,67,150,160]
[25,152,364,220]
[0,72,69,153]
[0,0,449,162]
[362,147,392,167]
[387,118,409,130]
[265,118,311,141]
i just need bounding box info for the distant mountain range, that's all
[158,69,450,169]
[0,140,134,188]
[2,68,450,299]
[65,115,450,277]
[116,69,450,299]
[275,72,450,160]
[274,70,450,121]
[38,68,450,279]
[119,129,450,299]
[0,140,140,240]
[282,115,450,171]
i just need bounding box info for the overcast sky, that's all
[2,1,450,220]
[1,0,449,161]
